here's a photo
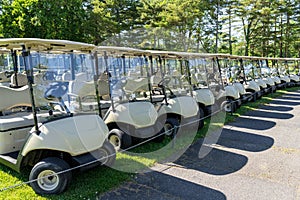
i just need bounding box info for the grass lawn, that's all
[0,87,298,199]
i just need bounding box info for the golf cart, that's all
[278,58,300,86]
[144,51,200,131]
[271,58,291,88]
[258,58,276,93]
[145,50,212,129]
[237,58,262,101]
[209,54,241,112]
[0,38,115,195]
[217,55,253,103]
[94,47,166,150]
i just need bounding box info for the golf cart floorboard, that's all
[0,151,19,164]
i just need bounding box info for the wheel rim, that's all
[223,103,232,112]
[37,170,59,191]
[164,123,174,136]
[110,135,121,148]
[98,148,109,165]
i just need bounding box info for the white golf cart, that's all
[257,58,276,93]
[270,58,291,88]
[217,55,253,103]
[94,47,165,150]
[207,55,241,113]
[0,38,115,195]
[144,51,200,131]
[144,51,212,129]
[278,58,300,86]
[237,58,262,101]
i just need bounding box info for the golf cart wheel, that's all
[252,93,257,102]
[198,107,205,129]
[29,157,72,195]
[109,129,132,151]
[163,117,180,138]
[221,99,237,113]
[98,140,116,167]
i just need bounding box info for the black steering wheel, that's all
[44,82,69,100]
[4,71,13,78]
[43,71,56,81]
[158,76,171,87]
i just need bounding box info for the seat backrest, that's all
[97,79,110,100]
[75,72,89,82]
[0,85,31,111]
[69,80,95,98]
[62,71,72,81]
[124,78,148,94]
[10,73,28,87]
[0,72,11,83]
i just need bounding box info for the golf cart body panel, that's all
[104,101,158,129]
[157,96,199,119]
[224,85,240,100]
[21,115,108,157]
[233,82,246,95]
[191,88,215,106]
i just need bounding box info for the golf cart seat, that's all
[75,72,89,82]
[10,73,28,88]
[0,85,31,112]
[0,71,11,83]
[62,71,72,81]
[68,80,97,111]
[124,78,148,95]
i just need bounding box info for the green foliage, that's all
[0,0,299,56]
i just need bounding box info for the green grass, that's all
[0,87,298,199]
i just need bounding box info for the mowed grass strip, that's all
[0,87,298,199]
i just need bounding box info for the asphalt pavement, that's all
[99,90,300,200]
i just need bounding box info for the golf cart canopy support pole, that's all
[144,56,153,103]
[158,56,169,105]
[103,51,115,112]
[11,50,19,86]
[93,52,103,118]
[21,45,40,135]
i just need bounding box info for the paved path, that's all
[99,90,300,200]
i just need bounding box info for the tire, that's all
[252,92,257,102]
[163,117,180,138]
[98,140,116,167]
[29,157,72,195]
[108,129,132,151]
[198,107,205,129]
[221,99,236,113]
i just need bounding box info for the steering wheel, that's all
[4,71,13,78]
[158,76,171,87]
[44,82,69,100]
[43,71,56,81]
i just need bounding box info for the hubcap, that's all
[164,123,174,136]
[110,135,120,148]
[37,170,59,191]
[98,148,109,165]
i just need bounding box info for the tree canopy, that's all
[0,0,299,57]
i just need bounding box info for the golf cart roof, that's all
[96,46,146,56]
[146,50,224,59]
[0,38,95,53]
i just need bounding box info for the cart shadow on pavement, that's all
[243,110,294,120]
[258,105,293,112]
[275,96,300,101]
[173,139,248,176]
[99,161,227,200]
[268,99,300,106]
[227,117,276,130]
[217,128,274,152]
